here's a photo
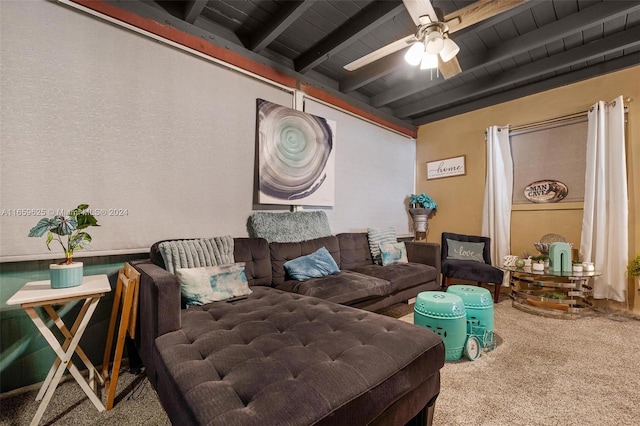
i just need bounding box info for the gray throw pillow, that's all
[446,239,485,263]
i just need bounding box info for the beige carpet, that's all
[398,299,640,426]
[1,300,638,425]
[0,370,169,426]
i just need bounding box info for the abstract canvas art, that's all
[257,99,336,206]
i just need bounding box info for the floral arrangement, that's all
[409,193,437,211]
[28,204,99,264]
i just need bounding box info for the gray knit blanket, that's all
[248,211,332,243]
[159,236,235,274]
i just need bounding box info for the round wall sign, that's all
[524,180,568,203]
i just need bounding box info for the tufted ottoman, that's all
[152,287,444,425]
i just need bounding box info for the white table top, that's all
[6,274,111,306]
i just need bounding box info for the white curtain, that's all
[482,125,513,285]
[581,96,628,302]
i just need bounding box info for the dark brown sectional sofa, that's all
[132,232,445,425]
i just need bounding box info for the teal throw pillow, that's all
[176,262,252,306]
[367,227,397,264]
[446,239,485,263]
[284,247,340,281]
[380,241,408,266]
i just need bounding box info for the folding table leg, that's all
[25,297,105,425]
[43,305,104,391]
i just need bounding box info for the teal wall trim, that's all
[0,254,147,394]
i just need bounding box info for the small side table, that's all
[7,274,111,425]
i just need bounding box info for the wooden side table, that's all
[6,274,111,425]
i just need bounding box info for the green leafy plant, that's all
[628,254,640,277]
[531,255,548,263]
[28,204,99,264]
[542,292,567,300]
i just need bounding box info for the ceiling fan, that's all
[344,0,526,79]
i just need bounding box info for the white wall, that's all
[0,1,415,261]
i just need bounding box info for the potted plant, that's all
[28,204,99,288]
[408,193,437,241]
[571,260,583,273]
[531,255,546,271]
[628,254,640,291]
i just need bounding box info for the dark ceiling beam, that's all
[84,0,415,133]
[440,0,536,38]
[444,0,527,34]
[249,1,314,53]
[183,0,207,24]
[295,1,406,74]
[340,49,406,92]
[340,0,536,93]
[102,0,242,44]
[372,0,640,107]
[412,51,640,125]
[395,27,640,118]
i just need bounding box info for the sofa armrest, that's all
[405,242,441,287]
[130,259,182,371]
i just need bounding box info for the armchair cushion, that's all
[446,239,485,263]
[441,232,492,265]
[441,259,503,284]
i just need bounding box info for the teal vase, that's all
[49,262,83,288]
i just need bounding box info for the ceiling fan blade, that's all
[344,35,417,71]
[445,0,526,34]
[438,56,462,79]
[402,0,438,26]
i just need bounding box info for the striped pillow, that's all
[159,236,235,274]
[367,227,397,264]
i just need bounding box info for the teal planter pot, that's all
[49,262,83,288]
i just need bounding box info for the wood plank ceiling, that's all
[90,0,640,129]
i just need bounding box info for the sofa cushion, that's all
[336,233,373,270]
[177,263,252,305]
[350,262,438,293]
[249,211,332,243]
[157,237,235,274]
[233,238,272,287]
[274,270,390,305]
[380,241,408,266]
[283,247,340,281]
[155,287,444,426]
[270,236,340,285]
[367,227,397,264]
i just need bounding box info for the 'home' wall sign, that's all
[426,155,466,180]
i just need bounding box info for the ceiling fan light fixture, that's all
[419,53,438,70]
[405,41,425,66]
[424,29,444,54]
[439,37,460,62]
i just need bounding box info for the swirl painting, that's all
[257,99,336,206]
